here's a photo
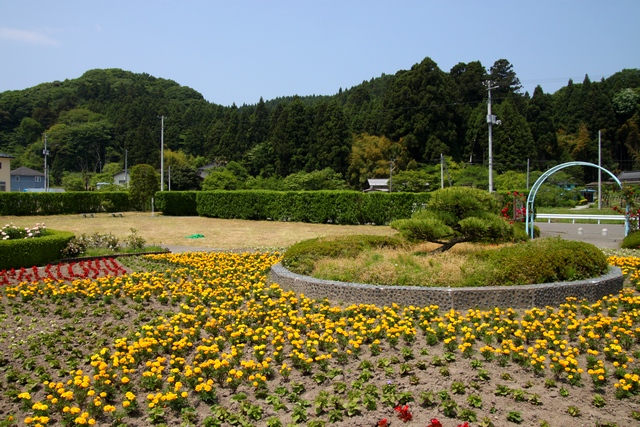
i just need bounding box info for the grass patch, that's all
[83,245,168,257]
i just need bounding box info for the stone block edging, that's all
[268,263,624,310]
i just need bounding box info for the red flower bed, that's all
[0,258,127,285]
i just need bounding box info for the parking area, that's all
[536,222,626,249]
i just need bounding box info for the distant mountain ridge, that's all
[0,59,638,188]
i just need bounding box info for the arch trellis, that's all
[525,161,629,238]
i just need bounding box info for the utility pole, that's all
[124,149,128,188]
[159,115,165,191]
[484,81,500,193]
[598,130,602,210]
[42,133,50,192]
[389,158,395,193]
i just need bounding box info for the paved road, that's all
[535,222,626,249]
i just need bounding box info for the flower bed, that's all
[2,252,640,426]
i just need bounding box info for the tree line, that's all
[0,59,638,190]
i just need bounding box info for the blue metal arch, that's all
[525,161,628,238]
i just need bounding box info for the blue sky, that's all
[1,1,638,107]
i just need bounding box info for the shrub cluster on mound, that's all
[282,235,609,287]
[461,237,609,287]
[282,234,405,275]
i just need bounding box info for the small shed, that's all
[364,178,390,192]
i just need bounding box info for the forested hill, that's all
[0,58,639,189]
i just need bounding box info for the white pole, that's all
[598,130,602,210]
[160,115,164,192]
[43,134,48,192]
[485,81,496,193]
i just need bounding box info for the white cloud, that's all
[0,27,59,46]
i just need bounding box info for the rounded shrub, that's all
[466,237,609,287]
[621,230,640,249]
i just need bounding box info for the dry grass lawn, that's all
[0,212,397,250]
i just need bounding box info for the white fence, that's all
[535,213,626,224]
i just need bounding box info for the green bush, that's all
[0,192,130,215]
[155,191,198,216]
[512,221,540,240]
[465,237,609,287]
[282,234,406,275]
[196,191,430,225]
[621,231,640,249]
[0,229,75,269]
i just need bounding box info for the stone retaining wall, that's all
[268,263,624,310]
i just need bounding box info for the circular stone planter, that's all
[268,263,624,310]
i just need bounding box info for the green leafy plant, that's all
[467,394,483,408]
[592,394,606,408]
[507,411,523,424]
[567,405,581,417]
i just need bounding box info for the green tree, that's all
[382,57,458,162]
[526,86,565,167]
[390,187,517,253]
[619,113,640,168]
[129,164,159,211]
[281,168,348,191]
[61,173,87,191]
[492,98,535,172]
[489,59,522,98]
[453,164,493,189]
[347,133,410,189]
[202,170,239,190]
[392,169,438,192]
[169,164,201,191]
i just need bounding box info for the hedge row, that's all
[0,229,75,269]
[192,191,431,225]
[154,191,198,216]
[0,192,131,216]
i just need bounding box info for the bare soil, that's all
[1,215,639,426]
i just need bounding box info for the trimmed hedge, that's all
[0,192,131,215]
[194,190,430,225]
[0,229,75,269]
[154,191,198,216]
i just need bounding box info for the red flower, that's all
[377,418,390,427]
[428,419,443,427]
[394,405,412,422]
